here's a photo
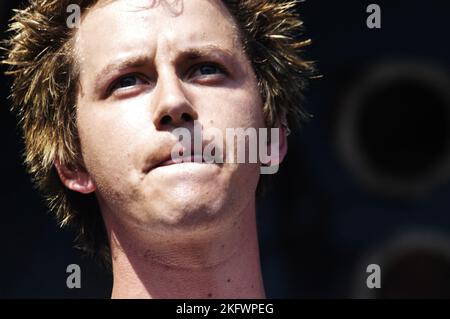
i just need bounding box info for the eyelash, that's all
[107,62,228,95]
[188,62,227,78]
[109,74,147,94]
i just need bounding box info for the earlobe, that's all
[278,123,289,164]
[266,123,289,167]
[54,161,96,194]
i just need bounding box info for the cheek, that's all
[199,87,264,183]
[75,99,149,186]
[202,86,265,129]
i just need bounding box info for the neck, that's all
[106,200,265,299]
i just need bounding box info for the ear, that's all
[54,161,96,194]
[267,123,289,167]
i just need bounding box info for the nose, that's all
[152,70,198,130]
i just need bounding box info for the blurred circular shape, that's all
[336,61,450,197]
[351,230,450,299]
[380,249,450,298]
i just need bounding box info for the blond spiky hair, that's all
[2,0,313,264]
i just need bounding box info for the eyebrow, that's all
[178,45,235,61]
[94,55,150,93]
[93,45,237,94]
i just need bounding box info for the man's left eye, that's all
[191,63,225,77]
[118,76,139,87]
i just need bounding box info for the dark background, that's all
[1,1,450,298]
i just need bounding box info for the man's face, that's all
[74,0,266,231]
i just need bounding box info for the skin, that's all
[56,0,288,298]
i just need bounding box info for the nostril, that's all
[160,115,171,125]
[181,113,193,122]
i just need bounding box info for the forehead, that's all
[74,0,241,65]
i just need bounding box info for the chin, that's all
[147,183,232,229]
[136,163,257,230]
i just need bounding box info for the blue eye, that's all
[110,75,147,93]
[198,64,221,75]
[191,63,225,78]
[117,76,138,88]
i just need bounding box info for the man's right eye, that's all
[110,75,147,93]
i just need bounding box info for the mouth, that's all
[143,138,224,174]
[158,154,211,167]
